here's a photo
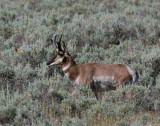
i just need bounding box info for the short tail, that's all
[126,66,139,83]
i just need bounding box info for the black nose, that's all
[47,56,56,66]
[47,62,50,66]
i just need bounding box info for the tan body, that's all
[61,56,137,96]
[47,35,138,98]
[63,63,131,85]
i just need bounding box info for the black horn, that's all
[58,35,62,43]
[62,41,66,51]
[51,35,58,49]
[57,35,63,50]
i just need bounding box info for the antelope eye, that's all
[59,53,64,57]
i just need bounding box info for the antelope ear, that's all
[64,51,69,57]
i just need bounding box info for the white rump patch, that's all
[62,63,70,71]
[49,58,63,66]
[93,76,114,83]
[126,66,136,82]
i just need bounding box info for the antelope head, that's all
[47,35,68,66]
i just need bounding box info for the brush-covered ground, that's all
[0,0,160,125]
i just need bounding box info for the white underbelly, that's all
[93,76,114,83]
[93,76,115,92]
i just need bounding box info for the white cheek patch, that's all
[93,76,114,83]
[48,58,64,66]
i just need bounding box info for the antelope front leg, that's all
[71,90,77,96]
[71,82,79,96]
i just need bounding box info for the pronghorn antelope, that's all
[47,35,139,98]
